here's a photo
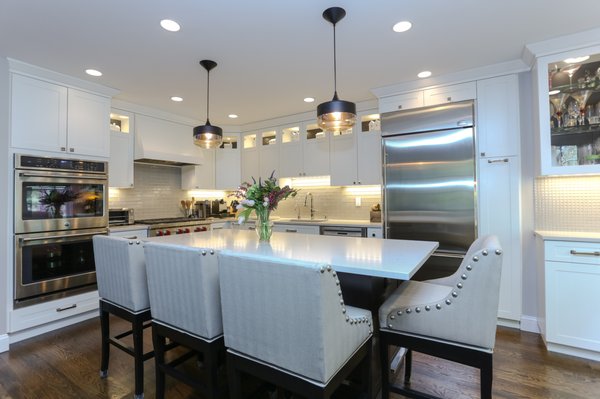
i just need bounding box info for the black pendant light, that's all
[193,60,223,149]
[317,7,356,133]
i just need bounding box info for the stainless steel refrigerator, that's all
[381,100,476,280]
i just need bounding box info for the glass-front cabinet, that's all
[537,46,600,174]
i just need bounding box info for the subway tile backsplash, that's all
[109,164,382,221]
[534,175,600,232]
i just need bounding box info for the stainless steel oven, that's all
[13,154,109,307]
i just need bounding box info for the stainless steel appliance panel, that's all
[381,101,474,136]
[382,127,476,252]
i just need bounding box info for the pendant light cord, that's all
[206,70,211,123]
[333,22,337,95]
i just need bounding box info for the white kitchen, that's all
[1,1,600,398]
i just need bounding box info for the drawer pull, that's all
[487,158,509,163]
[56,304,77,312]
[285,229,298,233]
[569,250,600,257]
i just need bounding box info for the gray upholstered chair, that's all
[143,242,224,399]
[218,250,373,399]
[92,235,153,399]
[379,235,503,399]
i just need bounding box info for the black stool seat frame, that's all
[379,329,492,399]
[99,298,154,399]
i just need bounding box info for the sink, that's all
[280,218,328,223]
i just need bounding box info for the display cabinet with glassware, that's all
[535,47,600,175]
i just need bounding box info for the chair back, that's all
[381,235,503,350]
[218,251,372,384]
[144,243,223,340]
[93,235,149,312]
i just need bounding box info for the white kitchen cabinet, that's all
[478,155,522,323]
[533,46,600,175]
[181,149,215,189]
[476,74,520,158]
[108,109,134,188]
[302,122,330,177]
[272,223,320,235]
[378,91,424,114]
[11,74,111,157]
[241,133,259,183]
[278,125,304,178]
[423,82,476,106]
[539,239,600,361]
[215,134,241,190]
[109,227,148,239]
[259,130,279,178]
[367,227,382,238]
[330,111,381,186]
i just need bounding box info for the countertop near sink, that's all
[535,230,600,243]
[274,218,381,228]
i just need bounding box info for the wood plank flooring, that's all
[0,316,599,398]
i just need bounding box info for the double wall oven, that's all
[14,154,108,307]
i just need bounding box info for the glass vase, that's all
[255,210,273,242]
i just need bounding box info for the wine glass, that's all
[549,93,569,127]
[562,64,581,87]
[569,90,592,125]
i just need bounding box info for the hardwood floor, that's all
[0,316,599,398]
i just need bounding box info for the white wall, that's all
[0,56,10,351]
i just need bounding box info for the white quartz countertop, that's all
[273,218,381,228]
[535,230,600,243]
[145,230,438,280]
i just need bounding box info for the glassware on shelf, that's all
[562,64,581,86]
[549,93,569,128]
[569,90,593,125]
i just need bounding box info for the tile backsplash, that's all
[109,164,382,221]
[535,175,600,232]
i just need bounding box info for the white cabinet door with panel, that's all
[329,129,356,186]
[367,227,382,238]
[272,223,320,235]
[476,74,520,158]
[302,122,330,177]
[11,74,68,153]
[216,134,241,190]
[378,91,424,114]
[478,155,522,323]
[181,149,215,189]
[278,125,304,178]
[424,82,476,106]
[241,133,259,183]
[259,130,279,178]
[108,109,134,188]
[67,88,110,157]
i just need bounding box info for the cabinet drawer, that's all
[423,82,476,106]
[378,91,424,114]
[273,224,320,235]
[545,240,600,265]
[9,291,99,332]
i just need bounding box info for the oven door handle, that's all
[18,230,108,245]
[18,172,108,181]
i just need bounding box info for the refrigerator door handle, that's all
[431,251,465,259]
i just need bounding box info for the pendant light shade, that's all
[317,7,356,133]
[193,60,223,149]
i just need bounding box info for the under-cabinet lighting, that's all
[280,176,330,188]
[187,190,228,199]
[344,185,381,196]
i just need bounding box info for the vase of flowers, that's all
[232,172,298,242]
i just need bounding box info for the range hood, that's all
[134,114,205,166]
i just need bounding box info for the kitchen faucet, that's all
[304,192,315,220]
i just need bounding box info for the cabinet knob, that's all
[480,152,486,157]
[397,105,403,109]
[447,96,452,102]
[60,147,66,151]
[69,148,74,152]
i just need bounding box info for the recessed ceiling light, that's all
[85,69,102,77]
[392,21,412,33]
[417,70,432,78]
[170,96,183,102]
[228,114,238,119]
[160,19,180,32]
[564,56,589,64]
[304,97,315,103]
[549,90,561,95]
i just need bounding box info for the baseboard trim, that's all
[497,317,520,329]
[8,311,97,345]
[546,342,600,362]
[519,315,540,333]
[0,334,9,353]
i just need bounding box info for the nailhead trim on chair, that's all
[387,247,503,327]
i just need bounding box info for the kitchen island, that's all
[145,229,438,280]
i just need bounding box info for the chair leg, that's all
[481,353,493,399]
[132,318,145,399]
[227,353,243,399]
[404,349,412,384]
[379,333,390,399]
[99,307,110,378]
[153,327,166,399]
[363,337,373,399]
[205,344,221,399]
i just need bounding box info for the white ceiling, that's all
[1,1,599,126]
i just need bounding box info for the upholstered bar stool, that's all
[92,235,154,399]
[218,250,373,399]
[379,235,503,399]
[143,242,224,399]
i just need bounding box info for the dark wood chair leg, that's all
[99,306,110,378]
[379,332,390,399]
[364,338,373,399]
[205,344,220,399]
[227,353,243,399]
[132,318,145,399]
[153,327,166,399]
[481,353,493,399]
[404,349,412,384]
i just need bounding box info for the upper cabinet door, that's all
[477,74,521,158]
[302,122,330,177]
[535,47,600,175]
[379,91,424,114]
[67,88,111,157]
[278,125,303,178]
[423,82,476,106]
[357,113,382,185]
[216,134,241,190]
[11,74,68,153]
